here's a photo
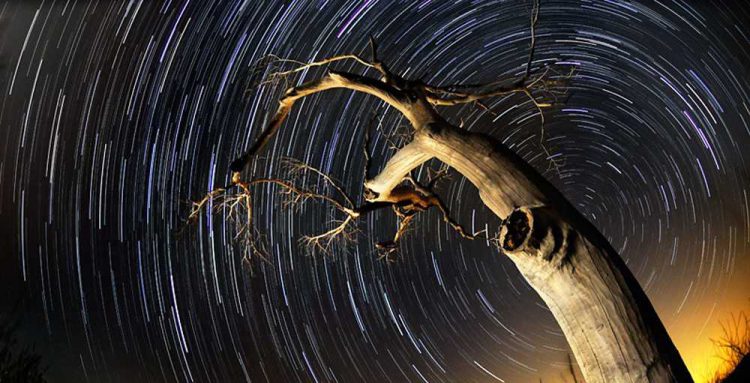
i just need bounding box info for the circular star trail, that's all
[1,1,749,382]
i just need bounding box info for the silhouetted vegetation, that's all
[713,311,750,383]
[0,311,46,383]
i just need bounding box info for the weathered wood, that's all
[228,51,693,382]
[366,117,692,381]
[429,124,692,382]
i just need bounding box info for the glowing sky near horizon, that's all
[0,0,748,382]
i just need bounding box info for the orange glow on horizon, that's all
[662,270,749,383]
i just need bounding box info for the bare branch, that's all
[208,1,558,260]
[524,0,540,81]
[301,215,358,254]
[711,310,750,379]
[404,173,486,241]
[261,54,375,85]
[422,0,544,107]
[230,70,414,180]
[192,151,482,261]
[189,167,362,260]
[183,3,696,381]
[283,157,355,209]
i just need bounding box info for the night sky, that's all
[1,0,749,382]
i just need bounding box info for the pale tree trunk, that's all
[367,119,693,382]
[217,37,693,382]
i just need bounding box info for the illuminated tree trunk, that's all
[366,119,693,382]
[217,38,693,382]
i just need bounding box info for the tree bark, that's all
[367,119,693,382]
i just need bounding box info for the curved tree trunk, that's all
[367,119,693,382]
[225,50,693,381]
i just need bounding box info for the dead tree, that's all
[191,5,692,382]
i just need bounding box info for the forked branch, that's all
[191,157,476,260]
[184,4,698,383]
[192,0,561,262]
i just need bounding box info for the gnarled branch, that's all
[187,5,691,381]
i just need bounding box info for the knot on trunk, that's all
[499,206,576,271]
[501,209,531,251]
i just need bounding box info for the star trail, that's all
[1,0,749,382]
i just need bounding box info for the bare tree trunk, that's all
[368,119,693,382]
[206,31,693,381]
